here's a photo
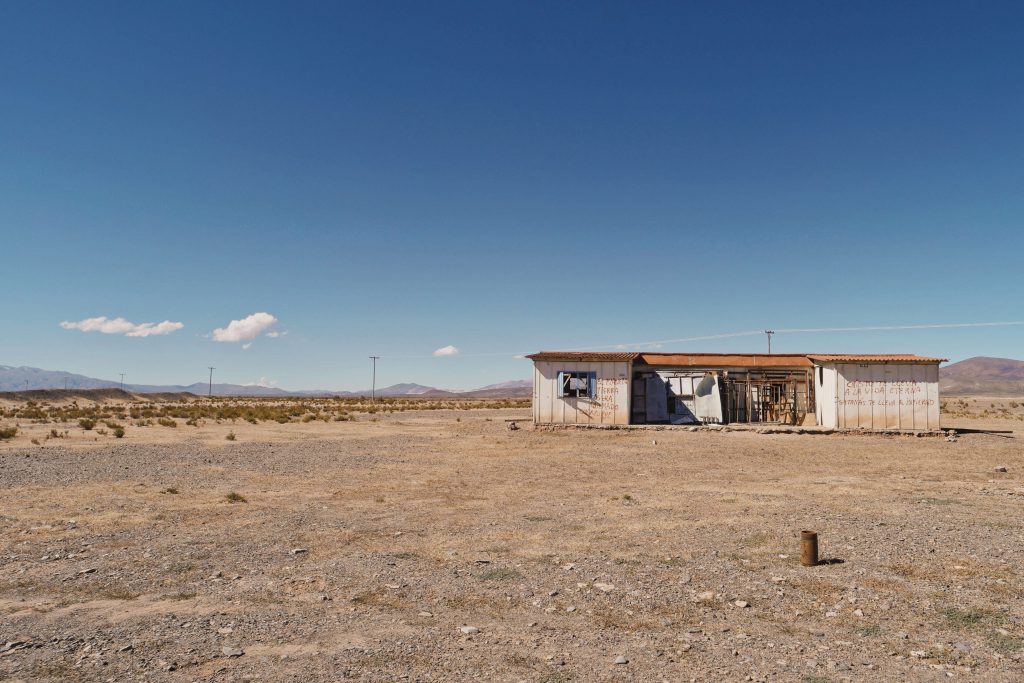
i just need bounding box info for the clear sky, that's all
[2,1,1021,391]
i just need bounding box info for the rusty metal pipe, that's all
[800,530,819,566]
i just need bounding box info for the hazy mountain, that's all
[0,365,530,398]
[939,357,1024,396]
[0,365,121,392]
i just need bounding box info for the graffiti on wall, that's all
[838,380,934,407]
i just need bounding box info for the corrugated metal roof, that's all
[526,351,947,364]
[525,351,640,362]
[639,353,814,368]
[806,354,948,363]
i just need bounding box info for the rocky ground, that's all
[1,406,1022,681]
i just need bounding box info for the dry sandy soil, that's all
[1,400,1022,682]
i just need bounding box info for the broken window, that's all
[558,371,596,399]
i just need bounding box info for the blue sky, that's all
[1,1,1021,390]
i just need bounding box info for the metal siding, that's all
[898,364,915,429]
[836,365,848,428]
[882,364,898,429]
[532,361,630,425]
[927,364,940,429]
[912,364,927,429]
[857,365,873,429]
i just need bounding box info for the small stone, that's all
[418,611,433,618]
[910,650,928,659]
[217,628,233,635]
[613,655,628,665]
[695,591,716,602]
[118,645,133,653]
[460,626,479,635]
[679,574,692,584]
[734,600,749,608]
[994,466,1008,472]
[289,548,307,555]
[853,609,864,617]
[594,582,615,593]
[566,606,576,613]
[222,646,244,657]
[77,567,97,575]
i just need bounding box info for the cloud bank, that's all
[212,312,279,343]
[433,345,459,357]
[60,316,184,337]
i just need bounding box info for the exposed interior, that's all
[631,368,814,426]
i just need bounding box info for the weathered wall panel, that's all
[532,360,631,425]
[831,362,940,430]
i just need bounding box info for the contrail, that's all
[580,320,1024,351]
[775,321,1024,334]
[382,320,1024,359]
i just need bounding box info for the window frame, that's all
[558,370,596,399]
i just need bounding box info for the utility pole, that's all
[119,373,126,391]
[764,330,775,354]
[369,356,380,402]
[64,378,68,391]
[208,367,216,397]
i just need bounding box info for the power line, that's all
[366,319,1024,361]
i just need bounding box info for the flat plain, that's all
[0,395,1022,682]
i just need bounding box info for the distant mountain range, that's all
[0,365,532,398]
[939,356,1024,396]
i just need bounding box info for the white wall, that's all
[816,362,940,430]
[533,360,631,425]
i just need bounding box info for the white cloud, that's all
[246,377,278,388]
[211,312,279,343]
[242,343,252,350]
[433,345,459,357]
[60,316,184,338]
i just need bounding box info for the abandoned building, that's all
[526,352,946,431]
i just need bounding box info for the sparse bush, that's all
[225,431,236,441]
[113,426,125,438]
[225,491,246,503]
[78,419,96,430]
[30,437,40,445]
[157,417,177,428]
[0,426,17,440]
[161,487,179,494]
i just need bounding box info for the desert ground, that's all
[1,395,1022,682]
